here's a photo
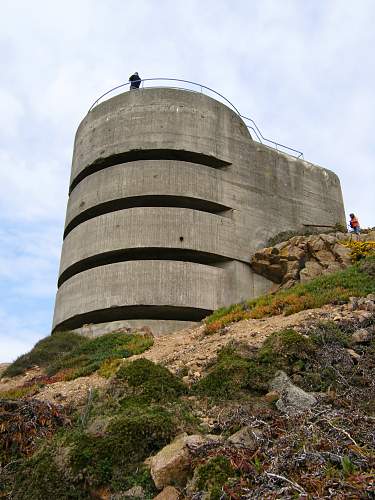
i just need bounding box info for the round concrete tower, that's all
[52,88,345,334]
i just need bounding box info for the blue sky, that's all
[1,0,374,362]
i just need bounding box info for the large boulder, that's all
[269,371,317,415]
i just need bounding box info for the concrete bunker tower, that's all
[52,87,345,334]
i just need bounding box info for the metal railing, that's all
[88,78,303,159]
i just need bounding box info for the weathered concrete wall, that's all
[52,88,345,333]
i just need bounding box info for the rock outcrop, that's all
[251,231,375,290]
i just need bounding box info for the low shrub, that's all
[193,346,252,398]
[194,329,314,398]
[11,446,83,500]
[47,332,154,380]
[0,384,40,400]
[69,405,175,487]
[195,455,235,500]
[258,328,315,364]
[2,332,87,378]
[342,241,375,261]
[115,358,187,403]
[309,321,350,347]
[0,399,69,467]
[359,255,375,278]
[97,358,123,378]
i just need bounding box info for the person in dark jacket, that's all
[129,72,141,90]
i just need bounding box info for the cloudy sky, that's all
[1,0,374,362]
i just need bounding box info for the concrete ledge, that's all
[59,207,251,283]
[70,149,230,193]
[52,260,228,331]
[65,160,231,236]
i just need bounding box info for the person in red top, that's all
[349,213,361,239]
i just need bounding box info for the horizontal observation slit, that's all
[70,149,231,193]
[58,248,231,287]
[64,195,232,238]
[52,305,211,333]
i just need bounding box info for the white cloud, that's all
[0,151,68,222]
[0,88,24,138]
[0,307,47,362]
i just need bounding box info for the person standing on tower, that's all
[129,72,141,90]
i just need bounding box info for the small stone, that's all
[122,485,145,498]
[269,370,290,393]
[357,311,373,322]
[227,426,261,450]
[264,391,279,402]
[366,293,375,301]
[153,486,180,500]
[349,296,359,310]
[351,329,371,343]
[346,348,361,361]
[362,300,375,312]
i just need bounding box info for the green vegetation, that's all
[115,358,187,403]
[3,331,154,381]
[0,384,39,400]
[11,445,84,500]
[69,405,174,488]
[195,455,235,500]
[309,321,350,347]
[205,258,375,334]
[360,254,375,277]
[194,329,315,398]
[194,320,375,399]
[47,332,154,380]
[2,331,87,378]
[3,359,189,498]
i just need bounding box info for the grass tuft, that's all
[115,358,187,403]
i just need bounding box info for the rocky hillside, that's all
[1,238,374,499]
